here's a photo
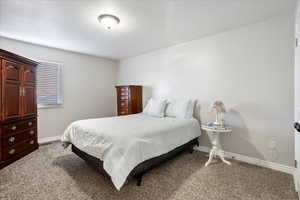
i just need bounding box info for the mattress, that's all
[61,113,201,190]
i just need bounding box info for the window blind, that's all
[37,61,62,107]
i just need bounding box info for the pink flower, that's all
[211,100,226,113]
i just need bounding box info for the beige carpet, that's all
[0,142,297,200]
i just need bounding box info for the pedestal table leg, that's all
[205,131,231,166]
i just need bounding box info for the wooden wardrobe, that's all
[116,85,143,116]
[0,49,39,169]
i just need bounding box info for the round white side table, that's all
[201,126,232,167]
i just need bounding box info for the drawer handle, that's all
[121,103,125,106]
[9,149,15,155]
[28,122,33,126]
[30,130,35,135]
[30,140,34,145]
[8,137,15,143]
[11,126,17,131]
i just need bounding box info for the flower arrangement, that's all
[211,100,226,126]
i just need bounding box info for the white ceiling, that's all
[0,0,297,60]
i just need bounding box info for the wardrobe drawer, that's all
[19,119,36,130]
[3,122,20,136]
[3,138,37,160]
[2,129,36,147]
[2,119,36,136]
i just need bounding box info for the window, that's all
[36,61,62,108]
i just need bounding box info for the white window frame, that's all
[36,60,63,109]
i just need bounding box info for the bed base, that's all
[71,138,199,187]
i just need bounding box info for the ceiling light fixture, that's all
[98,14,120,30]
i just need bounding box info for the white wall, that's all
[117,15,295,166]
[295,5,300,176]
[0,37,118,141]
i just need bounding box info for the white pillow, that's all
[185,100,195,119]
[143,98,167,118]
[165,99,195,119]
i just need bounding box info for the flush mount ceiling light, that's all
[97,14,120,30]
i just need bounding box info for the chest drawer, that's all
[2,128,36,147]
[3,138,37,160]
[2,119,36,136]
[119,108,129,115]
[120,87,128,92]
[119,90,128,96]
[118,100,128,108]
[118,94,129,100]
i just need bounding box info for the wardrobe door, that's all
[22,65,36,117]
[0,60,2,121]
[2,60,22,121]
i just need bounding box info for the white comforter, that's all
[61,114,201,190]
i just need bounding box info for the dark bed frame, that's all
[71,138,199,187]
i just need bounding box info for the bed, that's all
[61,113,201,190]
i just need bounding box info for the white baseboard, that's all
[38,135,61,144]
[194,146,296,175]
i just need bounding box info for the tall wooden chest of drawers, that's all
[0,49,39,169]
[116,85,143,116]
